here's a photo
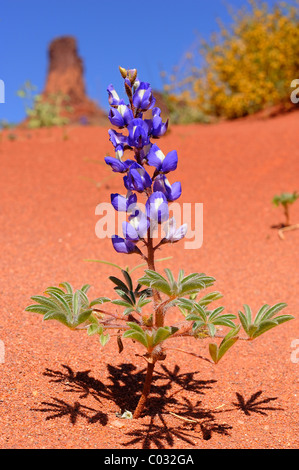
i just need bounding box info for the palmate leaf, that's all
[110,270,149,310]
[238,303,293,340]
[138,269,216,299]
[25,282,109,329]
[123,323,178,350]
[183,300,235,337]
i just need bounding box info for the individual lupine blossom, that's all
[162,217,188,243]
[132,82,156,112]
[105,67,187,254]
[145,107,169,138]
[111,192,137,212]
[153,174,181,201]
[147,144,178,173]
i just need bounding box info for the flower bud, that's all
[119,66,127,78]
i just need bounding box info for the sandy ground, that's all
[0,113,298,449]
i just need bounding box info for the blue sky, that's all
[0,0,278,124]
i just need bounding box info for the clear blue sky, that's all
[0,0,278,124]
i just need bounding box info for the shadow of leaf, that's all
[232,391,283,416]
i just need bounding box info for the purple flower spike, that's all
[111,192,137,212]
[147,144,178,173]
[127,118,150,148]
[109,103,134,128]
[153,174,182,201]
[111,235,139,254]
[133,82,156,111]
[163,217,188,243]
[124,162,152,192]
[146,191,169,224]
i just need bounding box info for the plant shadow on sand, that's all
[31,364,283,449]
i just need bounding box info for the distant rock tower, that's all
[43,36,107,125]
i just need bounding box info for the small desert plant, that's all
[17,80,72,128]
[26,67,294,419]
[272,191,299,226]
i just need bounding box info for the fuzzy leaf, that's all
[89,297,111,307]
[153,326,178,346]
[209,343,218,363]
[99,333,110,346]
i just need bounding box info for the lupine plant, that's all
[272,191,298,227]
[26,67,294,419]
[272,191,299,240]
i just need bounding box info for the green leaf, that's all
[208,323,216,337]
[153,326,178,346]
[44,286,65,296]
[259,303,288,322]
[123,330,148,348]
[30,295,58,310]
[87,323,102,336]
[121,269,133,292]
[72,290,81,319]
[109,276,129,293]
[248,324,258,338]
[43,310,69,326]
[164,268,176,289]
[207,306,226,320]
[111,299,133,308]
[99,333,110,346]
[217,336,239,362]
[126,322,145,334]
[243,304,252,324]
[76,308,93,325]
[238,311,249,335]
[177,269,185,283]
[25,304,49,314]
[252,320,277,339]
[49,292,72,317]
[209,343,218,363]
[197,291,223,307]
[89,297,111,307]
[59,282,73,294]
[273,314,294,324]
[80,284,91,294]
[254,304,270,325]
[223,324,241,341]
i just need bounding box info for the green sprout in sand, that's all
[272,191,299,239]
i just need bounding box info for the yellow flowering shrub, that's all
[165,1,299,119]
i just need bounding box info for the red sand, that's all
[0,113,298,449]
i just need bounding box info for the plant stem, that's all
[133,227,162,418]
[284,203,290,226]
[133,360,155,418]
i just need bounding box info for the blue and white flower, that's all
[146,191,169,224]
[163,217,188,243]
[147,144,178,173]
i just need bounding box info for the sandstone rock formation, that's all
[43,36,107,125]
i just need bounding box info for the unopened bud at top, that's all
[119,66,127,79]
